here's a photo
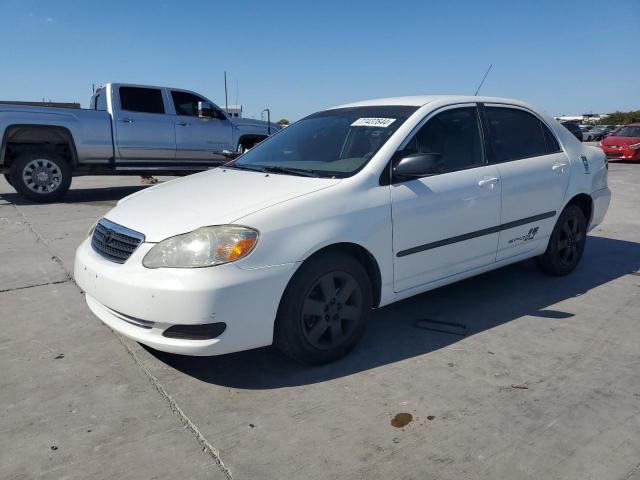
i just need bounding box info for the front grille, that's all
[605,152,623,158]
[91,218,145,263]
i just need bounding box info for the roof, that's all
[330,95,530,109]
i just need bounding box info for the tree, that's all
[277,118,290,126]
[597,110,640,125]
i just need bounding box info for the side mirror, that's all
[197,101,224,119]
[393,153,442,178]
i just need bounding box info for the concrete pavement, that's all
[1,165,639,479]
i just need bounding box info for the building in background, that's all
[224,104,242,118]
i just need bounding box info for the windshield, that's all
[612,126,640,137]
[230,106,418,178]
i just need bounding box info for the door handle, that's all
[176,121,191,127]
[552,162,568,172]
[119,118,134,123]
[478,176,500,188]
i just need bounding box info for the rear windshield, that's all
[612,126,640,137]
[231,106,418,178]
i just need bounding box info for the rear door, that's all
[482,104,570,261]
[114,86,176,161]
[170,90,234,162]
[391,104,502,292]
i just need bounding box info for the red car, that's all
[599,123,640,161]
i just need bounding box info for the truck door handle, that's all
[119,118,134,123]
[478,176,500,188]
[176,121,191,127]
[552,162,568,172]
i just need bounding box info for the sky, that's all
[0,0,638,121]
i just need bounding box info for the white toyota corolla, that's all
[74,95,610,364]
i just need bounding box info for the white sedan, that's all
[74,95,611,364]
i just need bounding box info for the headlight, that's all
[629,142,640,150]
[142,225,258,268]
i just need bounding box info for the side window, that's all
[119,87,165,114]
[171,91,206,116]
[485,107,547,162]
[94,90,107,111]
[541,123,561,153]
[403,107,484,173]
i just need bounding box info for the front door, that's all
[114,86,176,161]
[170,90,234,161]
[391,105,502,292]
[481,105,571,261]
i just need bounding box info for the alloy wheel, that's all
[22,158,62,194]
[301,271,363,350]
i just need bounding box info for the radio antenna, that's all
[474,64,493,96]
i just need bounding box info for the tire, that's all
[274,252,373,365]
[536,204,587,276]
[10,152,72,202]
[3,173,12,187]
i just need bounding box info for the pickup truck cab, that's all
[74,95,611,365]
[0,83,277,201]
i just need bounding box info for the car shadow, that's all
[0,185,149,206]
[145,235,640,389]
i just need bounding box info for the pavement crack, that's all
[10,203,233,479]
[113,333,234,479]
[9,204,72,283]
[0,278,71,293]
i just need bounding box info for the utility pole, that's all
[224,71,228,113]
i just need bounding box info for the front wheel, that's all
[10,152,72,202]
[274,252,373,365]
[536,204,587,276]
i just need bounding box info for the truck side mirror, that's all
[197,101,218,119]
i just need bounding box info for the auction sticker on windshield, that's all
[351,118,396,127]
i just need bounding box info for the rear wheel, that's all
[537,204,587,276]
[10,152,72,202]
[274,252,372,365]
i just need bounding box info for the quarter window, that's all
[119,87,165,114]
[485,107,555,162]
[171,91,207,117]
[403,107,484,173]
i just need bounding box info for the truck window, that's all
[119,87,165,114]
[94,90,107,111]
[171,91,207,117]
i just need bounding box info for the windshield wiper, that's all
[224,164,266,173]
[261,166,320,177]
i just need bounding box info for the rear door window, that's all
[485,107,549,162]
[119,87,165,114]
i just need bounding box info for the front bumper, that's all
[601,146,640,161]
[74,237,296,356]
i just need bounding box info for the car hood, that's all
[602,136,640,146]
[105,168,340,242]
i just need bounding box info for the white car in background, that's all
[74,95,610,365]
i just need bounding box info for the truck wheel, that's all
[10,152,72,202]
[536,204,587,276]
[3,174,12,187]
[274,252,372,365]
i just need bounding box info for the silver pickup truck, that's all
[0,83,278,201]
